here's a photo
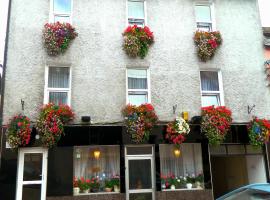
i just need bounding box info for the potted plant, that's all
[122,104,158,143]
[6,114,31,149]
[111,175,120,192]
[43,22,78,56]
[195,173,204,189]
[168,175,177,190]
[73,177,80,195]
[104,179,114,192]
[90,177,100,193]
[201,106,232,146]
[78,177,90,193]
[122,25,154,58]
[194,31,222,61]
[185,175,195,189]
[248,117,270,147]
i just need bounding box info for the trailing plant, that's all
[166,117,190,147]
[194,31,222,61]
[123,25,154,58]
[122,103,158,143]
[36,103,74,147]
[43,22,78,56]
[248,117,270,147]
[6,114,31,149]
[201,106,232,146]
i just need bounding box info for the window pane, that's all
[200,71,219,91]
[54,0,71,13]
[195,5,211,22]
[23,153,43,181]
[128,1,144,19]
[129,159,152,189]
[49,92,68,105]
[54,15,70,23]
[22,184,41,200]
[202,95,220,107]
[128,69,147,89]
[128,93,147,105]
[128,19,145,27]
[48,67,70,88]
[197,22,212,31]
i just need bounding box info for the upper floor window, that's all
[127,0,146,27]
[200,71,223,107]
[127,69,150,105]
[50,0,72,23]
[44,66,71,105]
[195,4,214,31]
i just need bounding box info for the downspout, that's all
[0,0,12,169]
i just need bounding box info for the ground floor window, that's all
[159,144,204,190]
[73,145,120,195]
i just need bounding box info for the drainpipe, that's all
[0,0,12,169]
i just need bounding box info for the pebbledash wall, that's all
[1,0,270,200]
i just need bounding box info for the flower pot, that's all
[186,183,193,189]
[195,181,202,189]
[105,187,112,192]
[81,189,89,193]
[161,183,166,189]
[170,185,176,190]
[114,185,120,192]
[73,187,80,195]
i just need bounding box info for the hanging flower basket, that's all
[201,106,232,146]
[122,103,158,143]
[122,25,154,59]
[43,22,78,56]
[6,114,31,149]
[166,117,190,147]
[194,31,222,62]
[36,103,74,148]
[248,117,270,147]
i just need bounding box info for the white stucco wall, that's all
[3,0,270,124]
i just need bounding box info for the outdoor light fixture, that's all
[174,149,181,157]
[94,150,101,159]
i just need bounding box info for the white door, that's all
[16,148,48,200]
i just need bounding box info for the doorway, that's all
[125,145,155,200]
[16,148,48,200]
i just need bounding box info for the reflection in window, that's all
[159,144,204,190]
[73,146,120,194]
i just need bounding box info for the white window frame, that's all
[195,2,216,31]
[49,0,73,24]
[126,68,151,105]
[44,65,72,106]
[126,0,147,27]
[199,70,224,106]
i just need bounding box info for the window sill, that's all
[162,188,204,192]
[74,192,120,196]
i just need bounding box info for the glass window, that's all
[45,67,71,105]
[200,71,222,107]
[127,69,149,105]
[195,5,212,31]
[73,146,120,194]
[159,144,204,190]
[128,1,145,26]
[51,0,72,23]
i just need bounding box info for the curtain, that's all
[48,67,70,88]
[74,146,120,180]
[49,92,68,105]
[54,0,71,13]
[128,69,147,89]
[200,71,219,91]
[128,1,144,19]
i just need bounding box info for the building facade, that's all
[0,0,270,200]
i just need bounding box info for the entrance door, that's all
[125,146,155,200]
[16,148,48,200]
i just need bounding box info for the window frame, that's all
[126,68,151,105]
[194,2,216,31]
[199,70,224,107]
[49,0,73,24]
[44,65,72,106]
[126,0,147,27]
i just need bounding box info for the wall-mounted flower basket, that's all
[36,103,74,148]
[194,31,222,62]
[248,117,270,147]
[201,106,232,146]
[265,60,270,86]
[43,22,78,56]
[123,25,154,59]
[166,117,190,147]
[6,114,31,149]
[122,103,158,143]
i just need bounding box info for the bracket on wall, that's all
[247,105,255,114]
[21,99,25,111]
[173,104,177,114]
